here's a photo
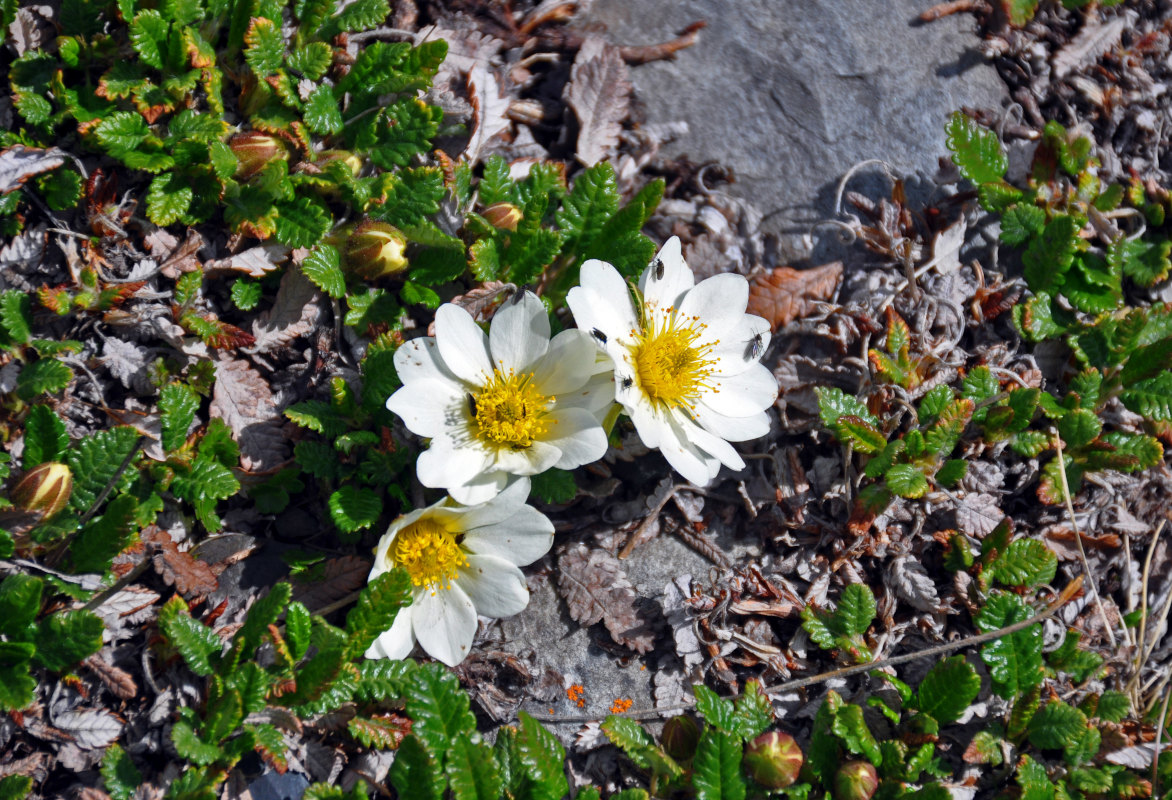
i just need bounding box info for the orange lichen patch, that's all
[566,684,586,708]
[610,698,633,714]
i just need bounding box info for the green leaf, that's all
[693,728,745,800]
[0,291,32,346]
[1120,371,1172,420]
[101,744,143,800]
[32,609,103,670]
[23,404,68,467]
[816,386,880,431]
[287,402,348,439]
[70,493,138,574]
[977,592,1044,698]
[1094,691,1130,723]
[693,685,737,731]
[172,719,224,765]
[244,17,285,77]
[67,426,141,512]
[445,736,503,800]
[160,382,199,452]
[835,415,886,454]
[915,656,980,725]
[602,716,682,776]
[965,730,1004,766]
[302,244,346,298]
[1001,203,1046,246]
[731,680,773,739]
[326,0,389,35]
[479,157,515,207]
[1022,215,1078,293]
[836,584,876,637]
[529,468,577,504]
[170,456,240,531]
[557,161,620,257]
[288,42,333,80]
[285,601,312,661]
[158,595,222,675]
[0,573,43,638]
[406,662,480,754]
[1016,755,1054,800]
[992,539,1057,588]
[274,195,331,248]
[129,10,167,69]
[945,112,1008,185]
[831,703,882,765]
[1112,236,1172,288]
[1047,630,1104,683]
[234,582,292,657]
[304,84,343,134]
[344,568,411,657]
[1027,701,1088,750]
[389,735,445,800]
[38,168,83,211]
[16,359,73,400]
[281,622,349,708]
[885,463,929,499]
[1057,408,1101,449]
[328,485,382,535]
[0,641,36,711]
[0,776,32,800]
[514,712,568,800]
[146,172,194,226]
[936,458,968,488]
[230,280,262,311]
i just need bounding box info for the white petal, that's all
[365,605,416,660]
[434,304,493,385]
[532,329,597,395]
[557,369,617,421]
[639,236,693,310]
[447,470,511,506]
[386,380,464,438]
[627,397,669,450]
[568,261,639,342]
[702,365,778,417]
[676,413,745,472]
[544,407,609,469]
[707,315,771,375]
[416,439,493,494]
[463,504,554,566]
[693,403,772,442]
[489,291,550,374]
[457,554,530,618]
[678,274,750,338]
[439,478,531,529]
[660,416,722,486]
[492,439,561,475]
[392,337,462,386]
[413,585,478,666]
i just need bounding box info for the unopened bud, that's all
[743,731,803,789]
[10,462,72,522]
[833,761,879,800]
[319,149,363,178]
[229,132,288,179]
[344,220,409,280]
[482,202,522,231]
[661,715,700,761]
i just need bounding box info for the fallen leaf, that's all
[145,228,204,278]
[0,146,67,195]
[250,265,324,353]
[292,556,371,612]
[564,36,632,167]
[209,355,288,472]
[888,556,941,613]
[143,526,219,597]
[955,493,1004,538]
[1052,16,1127,79]
[464,66,512,166]
[557,543,655,653]
[428,281,513,335]
[53,708,123,749]
[205,242,290,278]
[84,655,138,700]
[747,261,843,331]
[0,222,47,274]
[8,6,54,57]
[101,337,152,392]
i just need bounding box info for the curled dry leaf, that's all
[428,281,514,335]
[143,526,219,597]
[84,655,138,700]
[747,261,843,331]
[1052,16,1127,79]
[0,145,67,194]
[209,356,289,472]
[205,242,290,278]
[464,66,512,166]
[565,36,632,167]
[557,543,655,653]
[250,265,324,353]
[955,492,1005,538]
[888,556,941,613]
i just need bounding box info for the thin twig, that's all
[538,576,1083,724]
[1152,684,1172,797]
[1129,519,1166,702]
[1052,432,1118,649]
[313,589,363,618]
[82,558,150,612]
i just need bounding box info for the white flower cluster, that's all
[368,237,778,665]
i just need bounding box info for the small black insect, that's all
[651,256,664,280]
[467,393,478,418]
[619,375,634,390]
[744,332,765,361]
[508,285,526,305]
[591,328,608,345]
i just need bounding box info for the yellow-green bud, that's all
[833,761,879,800]
[229,132,288,179]
[661,715,701,761]
[10,462,72,522]
[482,202,522,231]
[344,220,409,280]
[743,731,803,789]
[319,149,363,178]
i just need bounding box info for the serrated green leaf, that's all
[234,581,291,657]
[835,583,876,637]
[38,168,83,211]
[936,458,968,488]
[286,401,348,438]
[146,172,194,226]
[285,601,312,661]
[557,161,620,258]
[159,596,221,675]
[244,17,285,76]
[1001,203,1046,246]
[1047,630,1104,683]
[1017,755,1054,800]
[0,291,31,347]
[288,42,333,79]
[915,655,980,725]
[389,734,445,800]
[325,0,389,35]
[66,426,141,513]
[1022,215,1078,293]
[363,99,442,170]
[1111,236,1172,288]
[171,456,239,531]
[816,386,879,431]
[101,743,143,800]
[172,719,224,765]
[405,662,480,754]
[304,84,343,134]
[302,244,346,298]
[0,642,36,711]
[1057,408,1101,449]
[167,110,228,143]
[0,573,42,638]
[23,404,68,468]
[1120,371,1172,420]
[345,568,411,657]
[966,730,1004,766]
[1027,701,1088,750]
[160,382,199,452]
[885,463,929,498]
[693,684,737,730]
[16,358,73,400]
[327,485,382,535]
[274,194,330,248]
[601,716,666,772]
[70,493,138,574]
[129,10,168,69]
[977,592,1044,699]
[1094,691,1129,723]
[946,112,1008,185]
[693,728,745,800]
[479,156,515,207]
[831,703,882,765]
[992,539,1057,588]
[32,609,103,670]
[835,415,887,454]
[515,712,568,800]
[230,280,262,310]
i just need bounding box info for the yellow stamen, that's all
[631,306,718,411]
[392,518,468,591]
[472,369,551,449]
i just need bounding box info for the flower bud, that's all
[743,731,803,789]
[319,149,363,178]
[344,220,409,280]
[229,132,288,179]
[661,715,701,761]
[482,202,522,231]
[10,462,73,522]
[833,761,879,800]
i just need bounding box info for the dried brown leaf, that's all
[565,37,631,167]
[888,556,941,613]
[1052,16,1126,79]
[747,262,842,331]
[143,526,218,597]
[292,556,371,612]
[0,222,46,273]
[77,788,112,800]
[465,66,512,166]
[84,655,137,700]
[0,146,67,194]
[151,229,203,279]
[955,493,1004,538]
[53,708,123,749]
[557,543,654,653]
[209,356,288,472]
[250,265,324,353]
[428,282,513,335]
[205,242,290,278]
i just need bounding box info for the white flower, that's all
[566,237,778,487]
[387,291,611,505]
[365,479,554,666]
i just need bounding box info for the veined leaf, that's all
[945,112,1008,185]
[0,642,37,711]
[693,728,745,800]
[158,596,222,675]
[301,244,346,298]
[816,386,880,430]
[244,17,285,77]
[70,493,138,574]
[915,655,980,725]
[977,592,1044,698]
[146,172,194,226]
[557,161,620,258]
[33,609,103,670]
[15,359,73,400]
[67,426,141,512]
[1027,701,1088,751]
[885,463,929,498]
[0,573,43,638]
[835,415,886,454]
[1022,215,1079,293]
[23,404,68,467]
[1120,371,1172,420]
[514,712,568,800]
[304,84,343,135]
[389,735,445,800]
[834,583,876,637]
[274,195,331,248]
[159,382,199,452]
[831,703,882,765]
[992,539,1057,588]
[328,485,382,535]
[101,744,143,800]
[129,10,168,70]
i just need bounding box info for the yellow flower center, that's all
[392,518,467,591]
[631,307,718,411]
[472,369,551,449]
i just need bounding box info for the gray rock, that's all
[580,0,1008,260]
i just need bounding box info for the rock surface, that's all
[579,0,1008,260]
